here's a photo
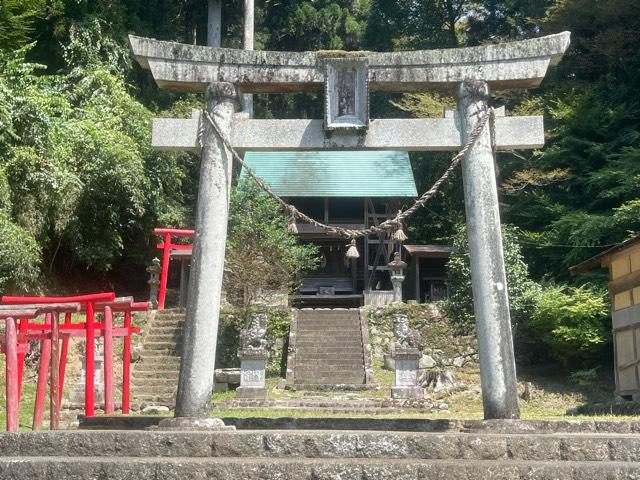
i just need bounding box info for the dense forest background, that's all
[0,0,638,299]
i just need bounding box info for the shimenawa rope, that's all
[202,107,496,255]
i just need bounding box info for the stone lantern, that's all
[146,258,161,309]
[388,252,407,303]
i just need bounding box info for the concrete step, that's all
[3,457,640,479]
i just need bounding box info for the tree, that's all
[224,179,319,308]
[0,0,44,51]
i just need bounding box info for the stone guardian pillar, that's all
[174,82,239,418]
[456,80,520,420]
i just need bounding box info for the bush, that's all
[216,307,292,375]
[0,212,41,292]
[523,285,610,368]
[444,223,540,333]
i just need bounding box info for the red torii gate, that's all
[1,293,146,431]
[154,227,194,310]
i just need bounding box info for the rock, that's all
[130,349,141,363]
[142,405,170,414]
[420,369,457,392]
[383,354,395,371]
[521,382,533,402]
[419,354,436,369]
[453,356,465,368]
[274,378,287,390]
[215,368,241,384]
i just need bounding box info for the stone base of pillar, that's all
[235,386,267,400]
[156,417,235,431]
[391,348,423,400]
[237,348,268,401]
[391,385,426,399]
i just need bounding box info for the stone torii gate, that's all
[129,32,570,421]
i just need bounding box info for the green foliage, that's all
[569,366,600,386]
[0,0,44,51]
[0,41,188,286]
[524,285,610,367]
[225,179,319,307]
[444,223,540,332]
[0,213,41,292]
[216,307,292,374]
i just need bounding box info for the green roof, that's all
[241,151,417,198]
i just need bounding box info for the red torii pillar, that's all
[0,308,36,432]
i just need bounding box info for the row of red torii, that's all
[0,294,147,432]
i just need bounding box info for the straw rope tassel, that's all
[287,213,298,235]
[345,239,360,259]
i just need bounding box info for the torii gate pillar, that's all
[458,80,520,419]
[175,82,239,417]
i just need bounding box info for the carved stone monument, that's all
[70,339,104,405]
[129,30,570,420]
[236,313,268,400]
[391,314,425,399]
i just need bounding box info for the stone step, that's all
[296,363,364,370]
[4,429,640,462]
[295,375,365,384]
[296,330,360,337]
[145,334,183,342]
[133,372,180,381]
[4,456,639,479]
[296,338,362,351]
[296,323,360,330]
[295,342,363,350]
[132,397,174,405]
[149,325,182,335]
[295,354,363,361]
[148,321,184,328]
[142,342,182,351]
[132,378,179,387]
[4,457,640,479]
[294,347,363,355]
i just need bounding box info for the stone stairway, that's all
[131,309,185,407]
[288,309,369,389]
[2,424,640,478]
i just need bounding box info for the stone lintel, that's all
[152,114,544,152]
[129,32,570,94]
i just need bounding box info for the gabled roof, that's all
[570,234,640,276]
[241,151,418,198]
[404,244,454,258]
